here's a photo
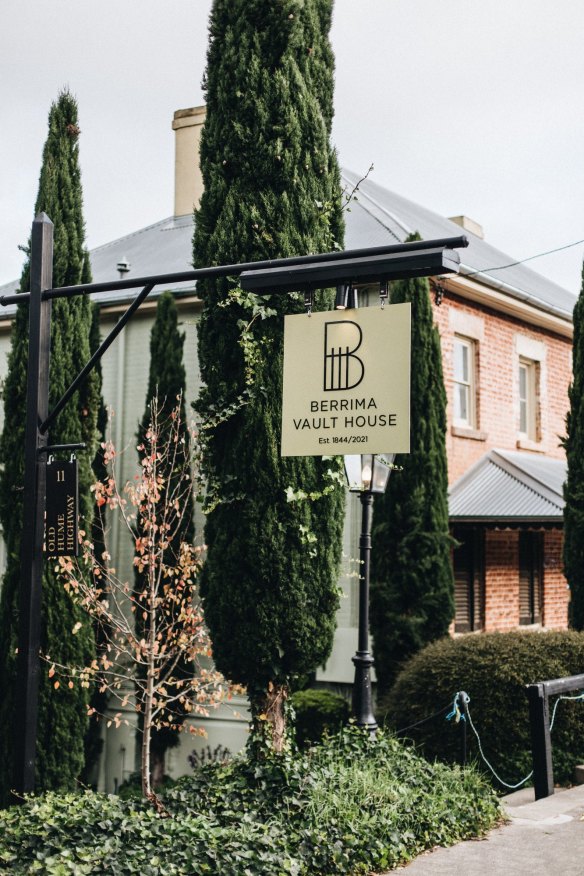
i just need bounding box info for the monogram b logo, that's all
[323,321,365,391]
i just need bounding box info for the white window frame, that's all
[453,335,476,429]
[518,357,538,440]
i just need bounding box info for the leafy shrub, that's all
[379,631,584,788]
[291,688,350,747]
[0,726,500,875]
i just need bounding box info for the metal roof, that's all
[341,171,576,322]
[0,170,576,322]
[449,449,566,524]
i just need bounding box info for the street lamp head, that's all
[344,453,395,494]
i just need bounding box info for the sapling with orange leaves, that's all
[49,399,228,806]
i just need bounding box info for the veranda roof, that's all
[448,449,566,525]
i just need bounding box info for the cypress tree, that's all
[370,246,454,697]
[135,290,194,782]
[563,265,584,629]
[79,302,108,787]
[193,0,345,749]
[0,90,100,802]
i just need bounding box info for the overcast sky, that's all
[2,0,584,294]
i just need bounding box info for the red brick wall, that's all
[431,290,571,484]
[427,284,572,632]
[484,530,519,631]
[543,529,569,629]
[482,528,568,631]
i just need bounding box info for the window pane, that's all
[456,385,468,422]
[453,337,475,427]
[519,399,527,434]
[519,365,527,402]
[454,340,470,382]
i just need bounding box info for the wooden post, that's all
[13,214,53,798]
[527,682,554,800]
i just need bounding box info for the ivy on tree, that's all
[370,246,454,696]
[0,91,101,803]
[193,0,345,750]
[564,264,584,629]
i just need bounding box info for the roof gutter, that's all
[459,264,573,322]
[450,517,563,527]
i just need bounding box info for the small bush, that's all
[0,727,500,875]
[291,688,350,747]
[379,631,584,788]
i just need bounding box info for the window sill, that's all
[451,426,488,441]
[516,437,544,453]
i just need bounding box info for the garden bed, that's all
[0,727,500,875]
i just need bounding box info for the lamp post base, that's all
[352,650,377,736]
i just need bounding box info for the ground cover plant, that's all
[380,631,584,788]
[0,726,500,875]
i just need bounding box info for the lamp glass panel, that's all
[344,455,363,492]
[371,453,395,493]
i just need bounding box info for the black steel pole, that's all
[13,213,53,798]
[352,491,377,735]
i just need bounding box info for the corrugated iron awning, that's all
[449,449,565,525]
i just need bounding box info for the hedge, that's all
[379,631,584,788]
[290,688,350,747]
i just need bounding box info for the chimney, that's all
[172,105,206,217]
[448,215,484,240]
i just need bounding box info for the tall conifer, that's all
[135,290,194,781]
[563,266,584,629]
[0,91,100,802]
[193,0,345,748]
[370,253,454,696]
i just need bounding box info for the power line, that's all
[464,237,584,279]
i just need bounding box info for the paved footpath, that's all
[391,784,584,875]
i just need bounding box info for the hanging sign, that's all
[45,458,79,557]
[281,303,411,456]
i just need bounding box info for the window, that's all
[519,531,543,625]
[453,336,476,428]
[518,357,538,440]
[453,527,484,633]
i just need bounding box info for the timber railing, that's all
[527,673,584,799]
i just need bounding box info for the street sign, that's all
[45,458,79,557]
[281,304,411,456]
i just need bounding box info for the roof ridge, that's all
[491,449,565,505]
[341,170,409,240]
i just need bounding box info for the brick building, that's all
[0,106,576,787]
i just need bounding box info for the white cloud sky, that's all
[1,0,584,293]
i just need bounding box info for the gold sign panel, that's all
[281,303,411,457]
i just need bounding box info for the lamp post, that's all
[344,454,394,735]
